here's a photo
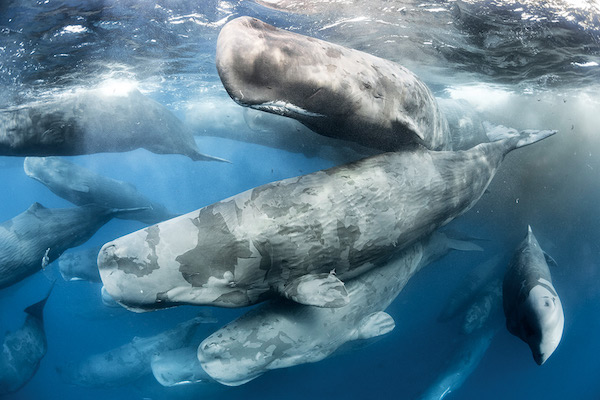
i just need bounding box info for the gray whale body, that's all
[198,232,481,386]
[24,156,178,225]
[0,86,225,161]
[0,203,143,289]
[216,16,450,151]
[57,317,205,387]
[98,128,555,312]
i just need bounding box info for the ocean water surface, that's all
[1,1,600,399]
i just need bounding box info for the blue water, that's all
[1,1,600,399]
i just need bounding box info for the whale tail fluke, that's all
[484,123,557,151]
[512,129,557,149]
[25,281,55,320]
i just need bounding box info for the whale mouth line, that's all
[249,101,326,118]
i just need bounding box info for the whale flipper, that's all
[544,252,558,269]
[279,272,349,308]
[356,311,395,340]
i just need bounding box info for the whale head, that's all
[521,283,564,365]
[23,156,67,186]
[197,303,322,386]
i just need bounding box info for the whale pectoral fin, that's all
[356,311,395,340]
[68,182,90,193]
[544,252,558,269]
[280,272,349,308]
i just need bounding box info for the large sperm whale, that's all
[197,231,481,386]
[98,128,555,312]
[216,16,450,151]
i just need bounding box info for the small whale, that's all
[216,17,451,151]
[0,84,225,161]
[418,326,498,400]
[502,226,564,365]
[98,127,555,312]
[0,203,147,289]
[57,317,207,387]
[0,284,53,395]
[24,156,178,225]
[421,256,504,399]
[438,254,503,324]
[197,231,482,386]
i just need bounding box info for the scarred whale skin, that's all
[24,156,178,225]
[0,287,52,395]
[503,226,564,365]
[0,85,224,161]
[216,16,450,151]
[197,232,481,386]
[0,203,140,289]
[98,128,555,312]
[56,317,204,387]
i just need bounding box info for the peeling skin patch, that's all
[116,225,161,277]
[176,208,252,287]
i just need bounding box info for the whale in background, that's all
[418,325,498,400]
[186,97,378,164]
[0,203,146,289]
[151,347,214,387]
[24,156,178,225]
[197,232,482,386]
[0,84,226,161]
[0,285,53,395]
[420,256,504,399]
[503,226,564,365]
[216,16,450,152]
[58,246,102,283]
[438,254,503,325]
[57,317,209,387]
[186,96,491,166]
[98,127,555,312]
